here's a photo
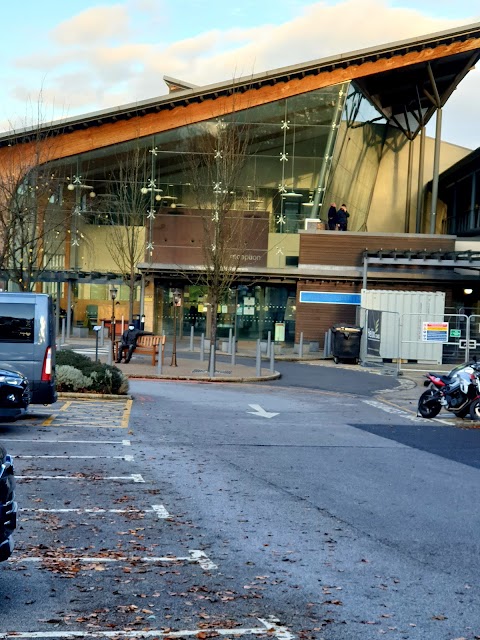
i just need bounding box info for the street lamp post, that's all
[171,289,182,367]
[110,286,118,362]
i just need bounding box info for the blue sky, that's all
[0,0,479,147]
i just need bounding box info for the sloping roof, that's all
[1,21,479,146]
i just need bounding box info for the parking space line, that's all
[17,474,145,482]
[21,504,170,517]
[35,399,132,429]
[121,398,133,429]
[16,455,134,461]
[0,438,131,445]
[14,549,216,571]
[152,504,170,519]
[0,616,293,639]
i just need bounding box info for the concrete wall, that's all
[368,134,470,233]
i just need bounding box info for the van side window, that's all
[0,303,35,343]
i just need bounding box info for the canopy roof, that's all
[1,21,479,147]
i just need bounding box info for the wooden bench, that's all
[115,335,166,366]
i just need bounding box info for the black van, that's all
[0,292,57,405]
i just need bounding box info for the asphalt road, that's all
[0,364,479,640]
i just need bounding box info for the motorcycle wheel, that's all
[417,389,442,418]
[469,399,480,421]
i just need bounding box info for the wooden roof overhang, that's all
[0,22,479,169]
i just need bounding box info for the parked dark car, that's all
[0,365,30,421]
[0,444,17,561]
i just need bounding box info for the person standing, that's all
[327,203,337,230]
[336,203,350,231]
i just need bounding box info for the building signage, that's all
[367,310,382,357]
[299,291,361,305]
[422,321,449,343]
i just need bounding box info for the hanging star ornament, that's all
[71,237,79,247]
[147,209,156,220]
[279,152,289,162]
[281,120,290,130]
[278,184,287,193]
[149,147,159,156]
[276,214,286,225]
[146,178,157,189]
[146,242,154,251]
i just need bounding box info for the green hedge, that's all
[56,350,129,395]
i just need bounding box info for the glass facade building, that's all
[9,81,390,341]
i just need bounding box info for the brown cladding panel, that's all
[299,233,457,266]
[151,209,268,267]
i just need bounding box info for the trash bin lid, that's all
[332,324,362,333]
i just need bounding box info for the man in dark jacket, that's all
[116,323,152,363]
[336,203,350,231]
[327,203,337,230]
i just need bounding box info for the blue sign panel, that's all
[299,291,361,305]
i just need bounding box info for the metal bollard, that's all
[200,334,205,362]
[231,337,236,366]
[100,321,105,347]
[256,339,261,377]
[270,342,275,373]
[267,330,271,358]
[299,331,304,358]
[190,325,194,351]
[61,317,66,345]
[209,344,215,377]
[228,328,233,355]
[157,346,163,375]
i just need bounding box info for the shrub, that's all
[56,365,93,392]
[56,350,129,395]
[57,350,93,369]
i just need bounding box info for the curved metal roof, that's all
[1,21,479,146]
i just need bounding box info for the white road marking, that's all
[152,504,170,519]
[21,505,171,518]
[188,549,217,570]
[0,616,293,638]
[363,399,452,425]
[16,454,134,461]
[247,403,279,419]
[0,438,131,445]
[15,549,216,570]
[17,474,145,483]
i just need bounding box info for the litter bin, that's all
[331,325,362,364]
[132,314,141,330]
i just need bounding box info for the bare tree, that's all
[187,111,254,357]
[0,104,67,291]
[97,145,149,320]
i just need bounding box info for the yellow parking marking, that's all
[37,399,132,430]
[121,399,133,429]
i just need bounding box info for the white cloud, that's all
[6,0,480,147]
[50,4,131,46]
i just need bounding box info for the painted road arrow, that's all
[247,404,279,419]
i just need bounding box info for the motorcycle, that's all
[417,360,480,419]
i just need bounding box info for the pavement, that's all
[57,335,440,407]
